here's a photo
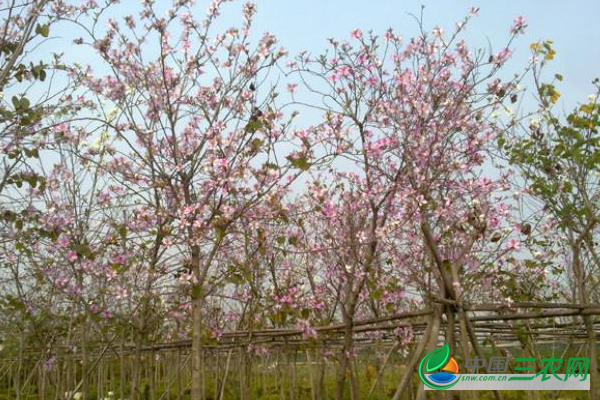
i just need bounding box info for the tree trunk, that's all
[82,322,89,400]
[132,331,143,400]
[335,317,358,400]
[316,350,326,400]
[120,336,125,400]
[573,242,598,400]
[16,333,23,400]
[191,295,204,400]
[391,308,440,400]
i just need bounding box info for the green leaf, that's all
[23,148,39,158]
[250,138,263,152]
[25,175,37,187]
[73,243,93,259]
[11,96,30,112]
[370,288,383,300]
[246,119,263,133]
[286,154,311,171]
[2,211,16,222]
[497,136,506,148]
[35,24,49,38]
[425,343,450,373]
[214,225,226,241]
[262,162,279,170]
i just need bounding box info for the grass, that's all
[0,347,597,400]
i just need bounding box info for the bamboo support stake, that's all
[217,349,233,400]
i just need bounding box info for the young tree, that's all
[505,42,600,399]
[72,1,316,398]
[0,2,118,398]
[293,9,529,400]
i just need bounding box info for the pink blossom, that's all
[115,286,128,299]
[280,295,292,303]
[217,158,228,168]
[506,239,521,251]
[57,235,70,248]
[321,201,336,219]
[287,83,297,93]
[367,76,378,86]
[493,48,512,65]
[489,217,501,229]
[297,318,317,339]
[97,190,112,205]
[53,124,69,134]
[111,253,128,265]
[510,16,527,35]
[337,65,353,78]
[310,299,325,310]
[43,357,57,372]
[66,250,78,262]
[384,29,395,42]
[210,328,223,341]
[350,29,362,39]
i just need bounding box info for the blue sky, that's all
[24,1,599,198]
[46,0,600,111]
[241,0,600,109]
[42,0,600,113]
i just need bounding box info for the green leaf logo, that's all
[418,343,459,390]
[425,343,450,372]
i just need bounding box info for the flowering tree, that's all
[291,10,531,400]
[69,1,319,398]
[0,2,122,399]
[0,0,100,196]
[1,2,597,400]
